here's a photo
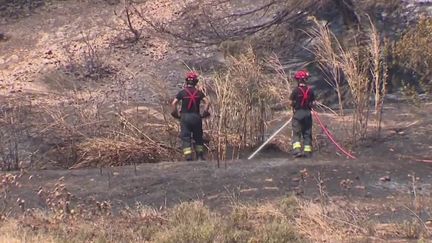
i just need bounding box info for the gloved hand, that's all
[171,110,180,119]
[201,110,210,118]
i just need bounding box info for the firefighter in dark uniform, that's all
[171,71,211,161]
[290,70,315,158]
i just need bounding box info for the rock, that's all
[56,31,64,38]
[8,55,19,62]
[380,176,391,182]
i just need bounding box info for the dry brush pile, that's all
[0,86,181,171]
[42,90,182,169]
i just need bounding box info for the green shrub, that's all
[394,16,432,96]
[152,202,218,243]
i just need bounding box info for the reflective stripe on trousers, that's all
[183,147,192,155]
[195,145,204,152]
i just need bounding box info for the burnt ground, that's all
[17,154,432,203]
[7,151,432,222]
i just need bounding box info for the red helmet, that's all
[185,71,199,81]
[294,70,310,80]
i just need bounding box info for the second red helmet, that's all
[294,70,310,80]
[185,71,199,81]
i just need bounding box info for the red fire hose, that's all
[312,110,357,159]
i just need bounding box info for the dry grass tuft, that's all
[205,46,288,161]
[309,16,388,142]
[295,200,371,242]
[0,173,21,219]
[308,16,345,115]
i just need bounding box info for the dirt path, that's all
[7,154,431,216]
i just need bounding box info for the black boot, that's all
[292,148,302,158]
[185,154,194,161]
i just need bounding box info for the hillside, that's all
[1,0,432,242]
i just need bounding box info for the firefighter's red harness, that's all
[184,88,199,111]
[298,86,311,109]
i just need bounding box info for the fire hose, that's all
[312,110,356,159]
[247,117,292,160]
[247,111,357,160]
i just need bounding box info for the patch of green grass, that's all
[253,220,301,243]
[5,197,422,243]
[278,195,300,218]
[152,202,218,243]
[222,199,303,243]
